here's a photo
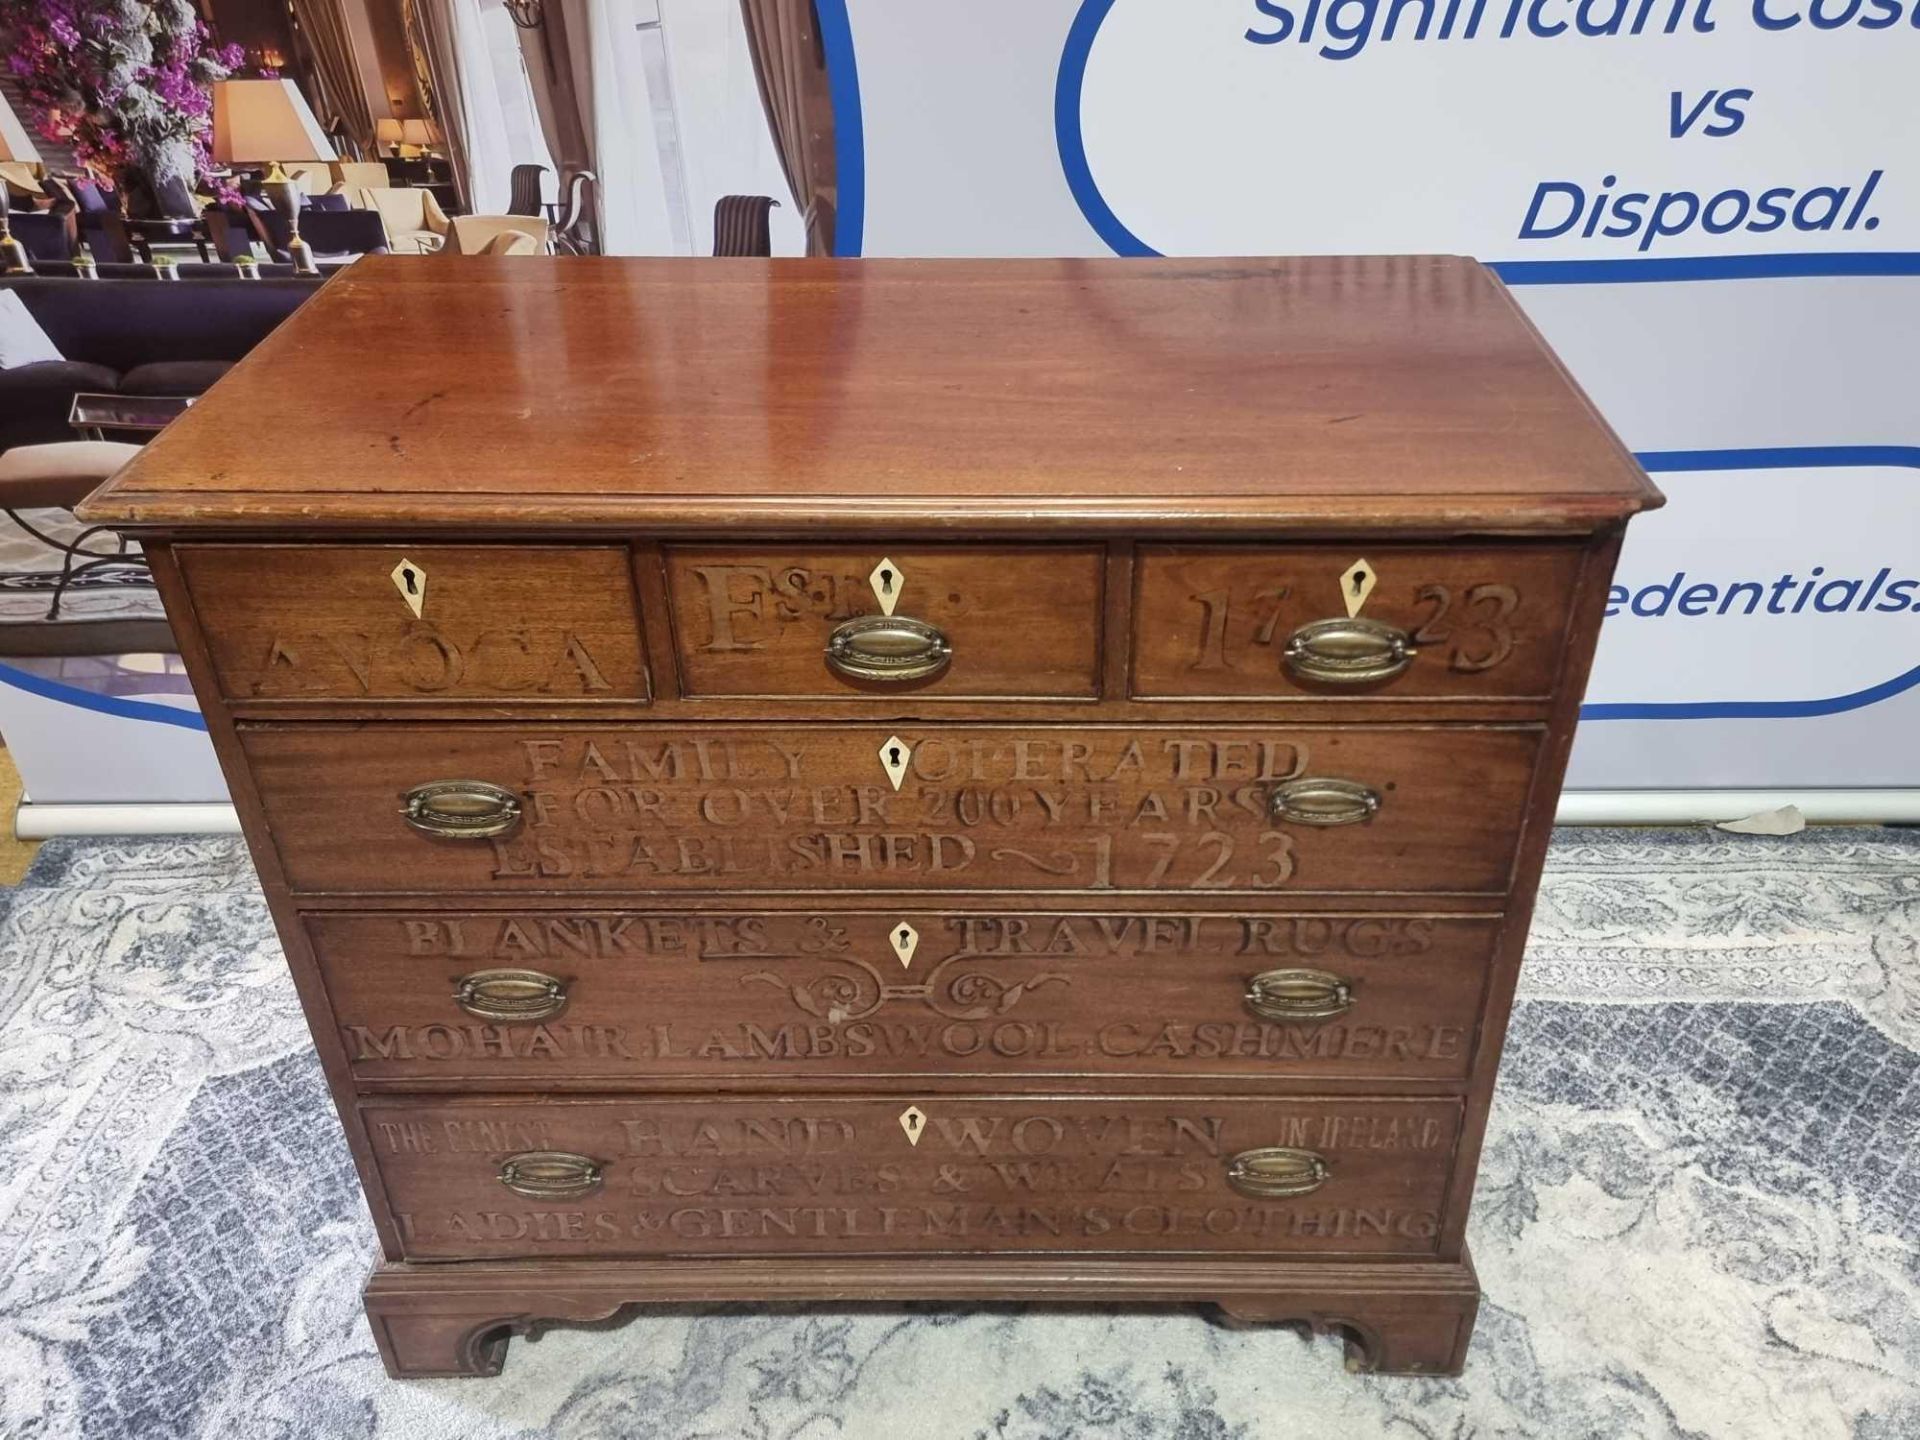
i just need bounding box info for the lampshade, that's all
[0,91,42,165]
[374,117,404,147]
[210,79,337,164]
[398,118,440,149]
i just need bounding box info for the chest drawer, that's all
[242,722,1541,896]
[366,1095,1462,1260]
[1132,544,1582,703]
[318,907,1496,1085]
[177,544,649,703]
[662,544,1104,700]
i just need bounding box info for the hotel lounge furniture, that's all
[332,161,393,192]
[446,215,548,256]
[552,170,600,256]
[68,392,194,441]
[258,207,389,264]
[0,438,155,629]
[7,211,76,265]
[353,186,453,253]
[507,164,548,218]
[0,275,316,451]
[78,255,1660,1379]
[712,195,778,257]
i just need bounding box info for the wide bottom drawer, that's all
[365,1094,1461,1261]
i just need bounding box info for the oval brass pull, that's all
[1225,1147,1331,1200]
[498,1151,604,1200]
[1284,616,1414,686]
[824,615,953,683]
[401,780,523,839]
[453,968,569,1022]
[1269,776,1381,827]
[1245,967,1354,1022]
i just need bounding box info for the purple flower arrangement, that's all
[3,0,245,195]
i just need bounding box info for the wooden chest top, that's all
[79,256,1660,535]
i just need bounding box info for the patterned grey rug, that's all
[0,830,1915,1439]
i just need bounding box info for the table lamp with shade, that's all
[0,92,43,275]
[210,78,336,275]
[374,117,404,157]
[399,118,441,155]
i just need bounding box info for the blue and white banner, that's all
[822,0,1920,789]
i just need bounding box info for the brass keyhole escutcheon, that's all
[868,556,905,615]
[878,736,912,790]
[889,921,920,969]
[1339,558,1377,617]
[899,1106,927,1145]
[390,557,427,618]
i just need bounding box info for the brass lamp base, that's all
[260,161,319,277]
[0,212,30,275]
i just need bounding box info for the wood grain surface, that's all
[311,907,1498,1085]
[77,256,1661,534]
[1131,542,1582,702]
[662,542,1104,699]
[362,1094,1463,1261]
[241,722,1542,897]
[178,544,648,703]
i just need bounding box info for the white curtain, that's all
[556,0,676,254]
[448,0,517,214]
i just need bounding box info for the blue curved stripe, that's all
[1584,446,1920,723]
[1583,663,1920,722]
[1637,445,1920,473]
[1494,254,1920,284]
[1057,0,1159,258]
[1054,4,1920,282]
[0,660,208,732]
[815,0,865,258]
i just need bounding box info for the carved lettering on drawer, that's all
[251,627,619,698]
[179,545,648,703]
[246,724,1537,895]
[313,909,1499,1082]
[1132,545,1583,701]
[370,1098,1462,1259]
[663,545,1103,699]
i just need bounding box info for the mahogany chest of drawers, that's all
[80,255,1661,1379]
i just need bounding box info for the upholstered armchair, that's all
[352,186,452,253]
[281,162,335,198]
[330,161,392,192]
[445,215,549,256]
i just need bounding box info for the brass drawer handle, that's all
[825,615,953,683]
[1269,776,1381,827]
[1226,1147,1331,1199]
[453,968,569,1022]
[1284,616,1415,685]
[498,1151,604,1200]
[401,780,523,839]
[1245,967,1354,1022]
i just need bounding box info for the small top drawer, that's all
[1131,544,1584,703]
[663,545,1104,700]
[178,544,648,704]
